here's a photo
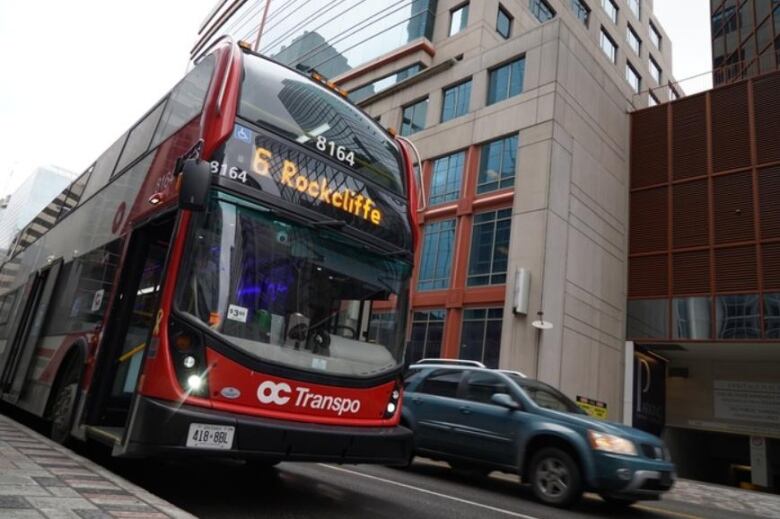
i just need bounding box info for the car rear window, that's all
[464,372,511,404]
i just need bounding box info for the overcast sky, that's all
[0,0,712,197]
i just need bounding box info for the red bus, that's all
[0,39,418,465]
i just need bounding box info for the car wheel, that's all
[528,447,583,508]
[48,360,81,444]
[600,495,638,508]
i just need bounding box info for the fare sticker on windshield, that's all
[227,304,248,323]
[252,146,383,226]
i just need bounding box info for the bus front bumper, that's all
[122,396,412,465]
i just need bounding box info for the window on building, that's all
[600,28,618,63]
[468,208,512,286]
[628,0,640,19]
[764,293,780,338]
[430,151,465,205]
[650,21,662,49]
[401,97,428,136]
[570,0,590,26]
[602,0,618,24]
[669,83,679,100]
[648,91,659,106]
[650,57,662,83]
[673,297,712,339]
[627,24,641,55]
[487,57,525,105]
[627,299,668,338]
[530,0,556,23]
[626,62,641,93]
[477,135,518,194]
[497,5,512,38]
[441,79,472,122]
[449,3,469,36]
[408,310,446,363]
[460,308,503,368]
[716,294,761,339]
[418,219,456,291]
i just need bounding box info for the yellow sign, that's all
[576,396,608,419]
[252,147,383,225]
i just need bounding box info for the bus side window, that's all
[151,54,216,148]
[0,290,18,339]
[114,101,165,176]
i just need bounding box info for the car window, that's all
[403,368,423,390]
[506,374,584,414]
[417,369,464,398]
[464,372,511,405]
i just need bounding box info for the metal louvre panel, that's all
[630,187,668,254]
[761,242,780,291]
[759,165,780,240]
[715,246,758,292]
[672,94,708,180]
[711,82,751,172]
[631,107,668,189]
[629,255,668,298]
[713,171,754,244]
[673,180,709,248]
[754,74,780,164]
[673,250,711,295]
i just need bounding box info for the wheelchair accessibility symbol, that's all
[234,125,252,143]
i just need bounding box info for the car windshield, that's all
[240,53,404,195]
[177,196,412,377]
[506,375,585,414]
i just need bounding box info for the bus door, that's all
[0,259,63,403]
[87,215,175,429]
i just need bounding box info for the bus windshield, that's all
[177,197,411,378]
[239,53,404,195]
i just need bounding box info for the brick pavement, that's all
[0,413,194,519]
[664,478,780,519]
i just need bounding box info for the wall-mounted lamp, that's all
[513,268,531,315]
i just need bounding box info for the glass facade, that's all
[450,3,469,36]
[601,29,617,63]
[418,219,456,291]
[441,79,472,122]
[764,293,780,338]
[627,299,668,339]
[570,0,590,26]
[430,152,465,205]
[497,6,512,38]
[408,310,445,363]
[487,57,525,105]
[716,294,761,339]
[477,135,518,193]
[349,63,423,102]
[530,0,556,23]
[467,209,511,286]
[673,297,712,339]
[401,98,429,136]
[460,308,503,368]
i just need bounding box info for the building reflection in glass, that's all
[672,297,712,340]
[716,294,760,339]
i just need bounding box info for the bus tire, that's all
[48,355,82,444]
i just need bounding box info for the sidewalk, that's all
[0,413,194,519]
[664,478,780,519]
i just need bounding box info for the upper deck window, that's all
[239,54,404,196]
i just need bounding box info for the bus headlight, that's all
[383,381,401,419]
[169,318,209,397]
[187,374,204,390]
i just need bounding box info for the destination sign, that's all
[209,124,411,250]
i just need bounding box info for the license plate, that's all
[186,423,235,450]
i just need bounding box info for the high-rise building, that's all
[195,0,677,428]
[711,0,780,85]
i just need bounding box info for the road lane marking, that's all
[635,504,704,519]
[318,464,542,519]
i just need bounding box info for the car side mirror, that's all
[179,159,212,212]
[491,393,520,410]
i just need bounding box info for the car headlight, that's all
[587,430,638,456]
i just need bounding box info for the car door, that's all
[448,371,520,467]
[407,369,465,455]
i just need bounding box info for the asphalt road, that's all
[101,456,763,519]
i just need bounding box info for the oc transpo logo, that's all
[256,380,361,415]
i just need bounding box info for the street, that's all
[102,455,768,519]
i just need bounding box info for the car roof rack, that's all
[499,369,528,378]
[412,358,486,368]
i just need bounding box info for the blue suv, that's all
[401,360,676,508]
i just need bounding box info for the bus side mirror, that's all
[179,159,211,212]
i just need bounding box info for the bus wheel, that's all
[48,360,81,444]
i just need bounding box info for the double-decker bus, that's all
[0,39,418,465]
